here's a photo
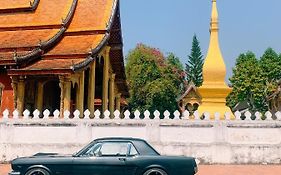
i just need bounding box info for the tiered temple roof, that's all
[0,0,128,96]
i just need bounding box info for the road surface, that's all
[1,164,281,175]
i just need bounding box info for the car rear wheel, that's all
[25,168,50,175]
[143,168,168,175]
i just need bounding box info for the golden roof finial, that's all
[201,0,225,85]
[210,0,218,32]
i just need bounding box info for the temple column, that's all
[59,76,71,117]
[17,76,25,116]
[109,73,115,116]
[102,47,110,112]
[36,81,44,113]
[88,60,96,116]
[11,77,18,110]
[59,76,65,117]
[115,93,121,112]
[77,72,84,117]
[64,78,71,113]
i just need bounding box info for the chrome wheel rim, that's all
[30,172,45,175]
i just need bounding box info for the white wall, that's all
[1,118,281,164]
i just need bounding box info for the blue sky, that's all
[120,0,281,80]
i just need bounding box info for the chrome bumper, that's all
[194,166,198,174]
[8,171,21,175]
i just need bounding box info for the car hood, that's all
[11,153,74,165]
[32,152,73,157]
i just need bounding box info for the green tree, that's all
[227,52,267,112]
[259,48,281,96]
[167,52,184,70]
[126,44,185,113]
[166,53,185,89]
[185,35,204,87]
[260,48,281,80]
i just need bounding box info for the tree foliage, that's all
[226,52,267,111]
[260,48,281,83]
[125,44,185,113]
[166,52,185,89]
[167,52,184,70]
[227,48,281,112]
[185,35,204,87]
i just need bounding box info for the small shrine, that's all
[177,82,201,113]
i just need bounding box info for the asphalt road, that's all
[1,164,281,175]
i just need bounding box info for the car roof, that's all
[92,137,160,156]
[94,137,146,142]
[77,137,160,155]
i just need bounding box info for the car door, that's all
[122,143,141,175]
[72,141,128,175]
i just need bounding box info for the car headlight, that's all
[195,158,200,165]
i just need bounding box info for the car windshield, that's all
[83,143,102,157]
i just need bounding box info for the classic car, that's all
[9,137,198,175]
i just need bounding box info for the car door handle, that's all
[118,158,126,161]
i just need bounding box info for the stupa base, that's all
[197,102,234,120]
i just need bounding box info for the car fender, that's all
[25,165,52,175]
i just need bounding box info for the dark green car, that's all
[9,137,198,175]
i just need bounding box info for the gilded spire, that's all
[210,0,218,32]
[197,0,233,119]
[201,0,226,86]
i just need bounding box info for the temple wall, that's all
[0,74,14,115]
[0,118,281,164]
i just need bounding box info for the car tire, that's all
[143,168,168,175]
[25,168,50,175]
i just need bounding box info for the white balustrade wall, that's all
[0,109,281,164]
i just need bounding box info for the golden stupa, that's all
[197,0,234,119]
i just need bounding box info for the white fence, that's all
[1,109,281,164]
[1,108,281,121]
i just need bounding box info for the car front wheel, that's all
[143,168,168,175]
[25,168,50,175]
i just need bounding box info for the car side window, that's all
[128,143,138,156]
[99,142,128,156]
[81,141,139,157]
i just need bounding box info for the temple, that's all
[0,0,129,117]
[197,0,233,119]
